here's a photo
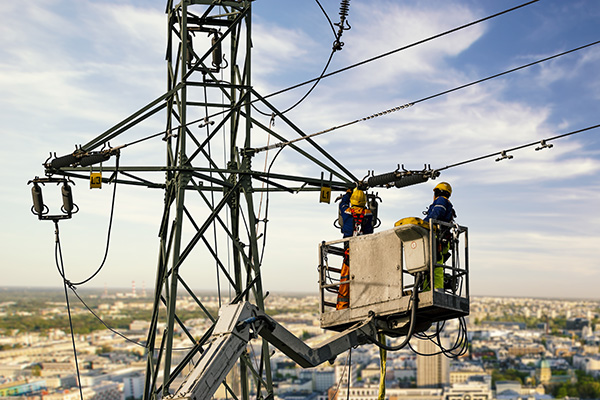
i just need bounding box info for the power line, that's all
[262,0,542,102]
[435,123,600,172]
[118,0,542,147]
[251,39,600,154]
[413,39,600,106]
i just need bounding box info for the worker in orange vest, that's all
[337,188,373,309]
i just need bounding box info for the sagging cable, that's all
[365,272,423,352]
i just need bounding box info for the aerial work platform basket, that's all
[318,219,469,333]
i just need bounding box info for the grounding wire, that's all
[54,221,196,351]
[346,348,351,400]
[330,349,352,399]
[258,146,286,266]
[255,0,343,117]
[279,48,336,115]
[278,0,353,115]
[68,287,146,347]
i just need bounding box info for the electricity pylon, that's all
[41,1,354,399]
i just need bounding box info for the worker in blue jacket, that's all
[337,188,373,309]
[424,182,455,224]
[423,182,456,290]
[340,188,374,238]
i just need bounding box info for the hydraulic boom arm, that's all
[168,301,378,400]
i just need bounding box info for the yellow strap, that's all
[378,333,387,400]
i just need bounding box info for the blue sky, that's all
[1,0,599,300]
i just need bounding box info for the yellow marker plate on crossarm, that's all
[319,186,331,203]
[90,172,102,189]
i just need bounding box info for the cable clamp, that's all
[198,117,215,128]
[162,131,177,141]
[535,139,553,151]
[495,150,513,162]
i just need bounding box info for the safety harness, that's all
[350,208,367,236]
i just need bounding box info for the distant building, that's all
[43,381,123,400]
[444,376,492,400]
[573,354,600,378]
[537,359,551,384]
[0,379,46,396]
[40,362,75,377]
[566,317,589,331]
[495,380,550,400]
[507,344,544,357]
[328,385,442,400]
[449,361,486,385]
[417,340,449,388]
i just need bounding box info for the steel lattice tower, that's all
[43,1,355,399]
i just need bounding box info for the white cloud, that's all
[339,1,485,88]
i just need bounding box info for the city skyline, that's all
[2,292,600,399]
[1,0,599,299]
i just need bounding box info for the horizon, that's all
[2,285,599,303]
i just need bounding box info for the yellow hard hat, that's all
[350,189,366,207]
[434,182,452,196]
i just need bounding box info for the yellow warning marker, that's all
[319,186,331,204]
[90,172,102,189]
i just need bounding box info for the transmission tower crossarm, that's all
[81,84,182,152]
[249,170,349,191]
[243,113,354,184]
[250,88,358,182]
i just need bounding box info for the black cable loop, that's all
[408,316,468,358]
[316,0,337,37]
[68,287,147,348]
[69,153,120,286]
[279,49,336,115]
[365,272,423,352]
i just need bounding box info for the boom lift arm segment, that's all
[168,301,379,400]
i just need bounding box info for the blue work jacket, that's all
[423,196,455,223]
[339,191,374,238]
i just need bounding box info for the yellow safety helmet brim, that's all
[350,189,366,207]
[434,182,452,196]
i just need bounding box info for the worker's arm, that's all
[339,189,352,213]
